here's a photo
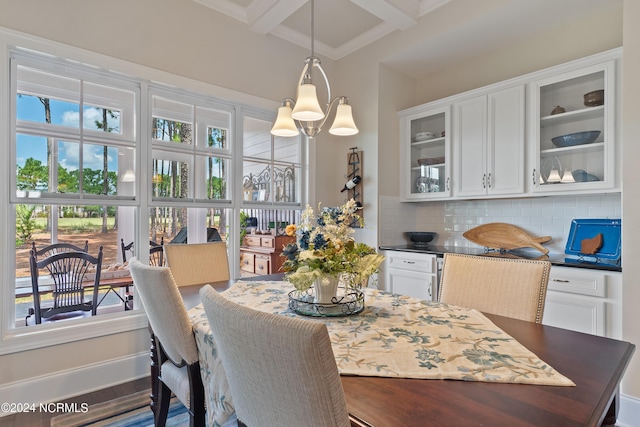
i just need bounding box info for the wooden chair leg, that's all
[156,381,171,427]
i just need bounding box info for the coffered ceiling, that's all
[194,0,621,78]
[193,0,451,60]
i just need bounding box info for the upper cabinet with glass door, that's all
[530,56,619,194]
[399,105,451,200]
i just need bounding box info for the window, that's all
[11,55,139,332]
[3,46,305,352]
[242,115,301,204]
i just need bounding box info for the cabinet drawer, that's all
[240,252,255,273]
[548,268,606,297]
[386,251,435,273]
[244,236,262,247]
[255,255,271,275]
[260,237,275,249]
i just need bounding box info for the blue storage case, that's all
[565,219,621,261]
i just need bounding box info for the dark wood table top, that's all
[341,313,635,427]
[179,275,635,427]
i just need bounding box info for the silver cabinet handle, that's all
[482,174,487,189]
[488,173,492,188]
[553,279,570,283]
[446,177,450,191]
[403,260,416,264]
[532,169,536,186]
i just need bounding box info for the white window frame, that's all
[0,32,304,354]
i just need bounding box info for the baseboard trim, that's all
[619,393,640,427]
[0,351,149,417]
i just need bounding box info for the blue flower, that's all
[313,233,327,249]
[299,231,310,250]
[282,243,299,260]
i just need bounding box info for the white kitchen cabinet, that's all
[542,266,622,339]
[453,84,525,198]
[529,57,619,194]
[380,250,437,301]
[399,105,451,200]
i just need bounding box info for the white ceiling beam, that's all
[247,0,308,35]
[193,0,248,22]
[351,0,419,30]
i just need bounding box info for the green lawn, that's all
[33,217,116,232]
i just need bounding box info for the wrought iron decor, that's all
[243,164,296,203]
[288,287,365,317]
[347,147,363,226]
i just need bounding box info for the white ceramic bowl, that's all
[414,132,434,141]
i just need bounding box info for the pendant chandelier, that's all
[270,0,358,139]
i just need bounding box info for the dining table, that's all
[178,276,635,427]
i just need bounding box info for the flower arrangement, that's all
[281,199,384,292]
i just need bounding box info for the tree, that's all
[94,109,119,233]
[17,158,48,190]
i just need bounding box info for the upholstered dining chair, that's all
[164,242,230,287]
[438,253,551,323]
[199,285,354,427]
[28,246,103,325]
[128,258,205,427]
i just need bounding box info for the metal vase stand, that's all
[288,286,364,317]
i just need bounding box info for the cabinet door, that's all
[488,85,525,195]
[454,96,487,197]
[543,291,605,336]
[399,105,451,200]
[388,269,435,301]
[530,59,617,194]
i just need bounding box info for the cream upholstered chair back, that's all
[164,242,230,287]
[199,285,352,427]
[128,258,205,427]
[438,253,551,324]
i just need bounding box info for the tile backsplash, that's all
[379,194,621,256]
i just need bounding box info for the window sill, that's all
[0,310,148,355]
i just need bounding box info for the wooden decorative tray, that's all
[463,223,551,255]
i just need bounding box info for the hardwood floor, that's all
[0,377,150,427]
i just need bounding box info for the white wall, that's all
[622,0,640,408]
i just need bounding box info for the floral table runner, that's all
[189,280,574,427]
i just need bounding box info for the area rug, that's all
[50,390,189,427]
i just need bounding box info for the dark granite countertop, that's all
[378,244,622,272]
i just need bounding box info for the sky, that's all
[16,94,120,172]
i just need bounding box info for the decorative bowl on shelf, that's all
[572,169,601,182]
[417,157,445,166]
[583,90,604,107]
[404,231,437,245]
[414,132,434,142]
[551,130,600,148]
[551,105,566,115]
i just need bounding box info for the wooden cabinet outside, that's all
[240,234,295,276]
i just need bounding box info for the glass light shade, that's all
[121,169,136,182]
[561,170,575,183]
[271,104,299,137]
[329,103,359,136]
[291,84,325,121]
[547,169,562,183]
